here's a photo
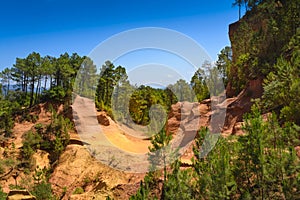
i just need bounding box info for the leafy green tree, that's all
[190,68,209,102]
[128,85,170,132]
[96,61,127,113]
[129,86,154,125]
[0,99,16,137]
[20,106,71,165]
[42,86,66,102]
[31,168,55,200]
[54,53,71,88]
[12,57,29,95]
[233,0,261,14]
[163,160,194,200]
[48,52,83,104]
[31,181,54,200]
[10,52,85,105]
[112,77,134,124]
[204,64,225,97]
[46,109,70,161]
[216,46,232,85]
[22,131,43,160]
[228,0,299,96]
[74,57,97,98]
[233,0,243,19]
[168,79,195,102]
[0,186,7,200]
[130,175,157,200]
[148,128,175,199]
[41,55,55,90]
[234,107,268,198]
[192,129,236,199]
[164,87,177,106]
[25,52,42,107]
[131,128,174,199]
[0,67,12,96]
[263,30,300,125]
[232,105,300,199]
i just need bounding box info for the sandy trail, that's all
[100,118,151,153]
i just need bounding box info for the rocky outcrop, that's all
[32,150,50,170]
[97,112,110,126]
[111,182,144,200]
[166,101,210,135]
[6,190,36,200]
[166,78,264,138]
[223,78,263,135]
[166,101,212,163]
[49,144,144,199]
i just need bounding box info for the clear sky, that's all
[0,0,241,72]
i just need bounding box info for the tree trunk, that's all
[35,75,41,104]
[6,80,9,96]
[30,78,35,107]
[50,76,53,89]
[25,75,28,95]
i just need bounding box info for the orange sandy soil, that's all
[99,116,151,154]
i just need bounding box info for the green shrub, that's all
[42,86,66,102]
[73,187,84,195]
[31,181,54,200]
[0,186,6,200]
[0,164,4,174]
[22,131,42,159]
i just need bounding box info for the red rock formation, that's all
[97,112,110,126]
[223,78,263,135]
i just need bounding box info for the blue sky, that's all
[0,0,242,72]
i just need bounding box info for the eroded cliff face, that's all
[224,7,270,133]
[222,78,263,135]
[228,13,269,64]
[49,144,145,200]
[227,10,267,97]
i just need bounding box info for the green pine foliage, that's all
[9,52,85,106]
[74,57,98,98]
[263,28,300,125]
[30,181,54,200]
[95,61,127,114]
[0,186,6,200]
[191,69,210,102]
[132,128,174,199]
[163,160,194,200]
[192,129,236,199]
[96,61,178,125]
[216,46,232,86]
[0,99,16,137]
[129,86,172,126]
